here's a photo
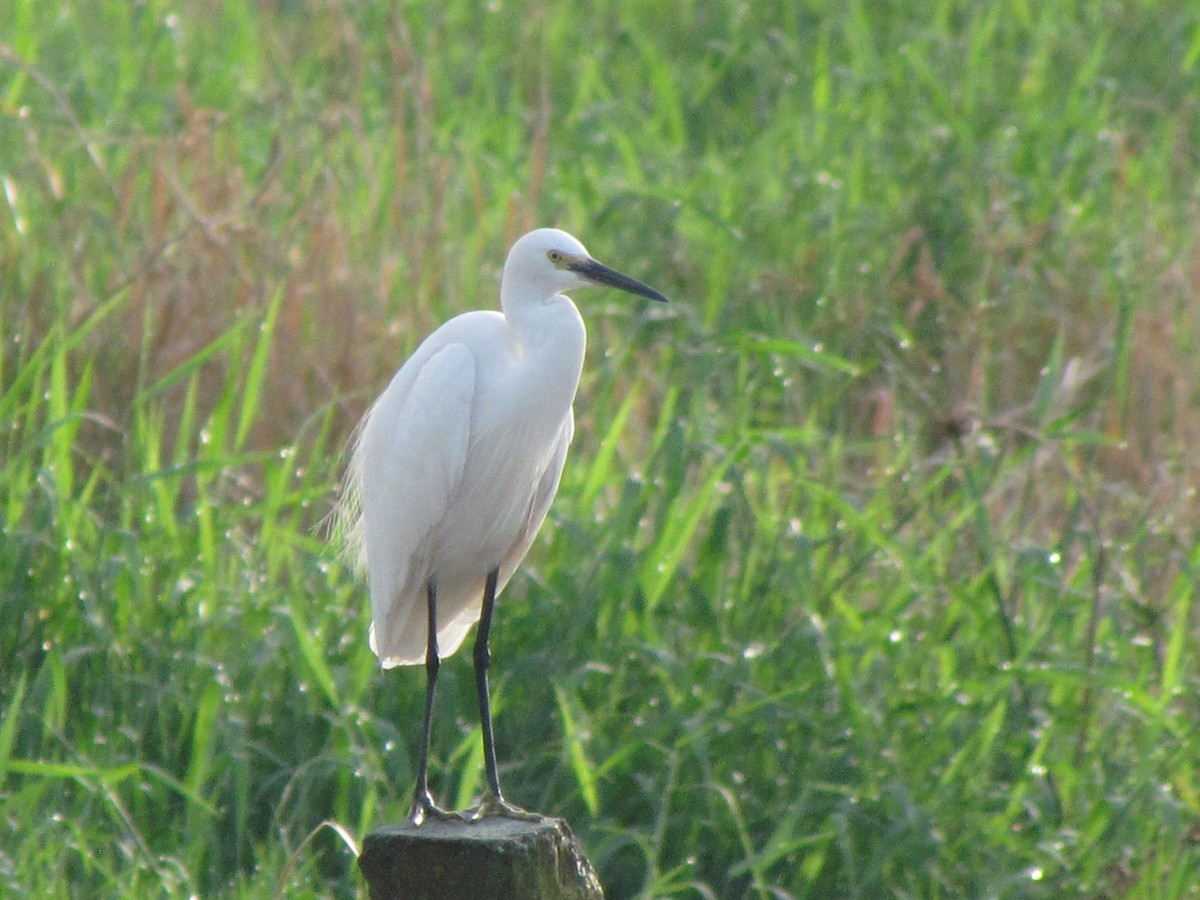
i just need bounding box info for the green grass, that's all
[3,0,1200,896]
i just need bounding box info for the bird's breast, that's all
[430,335,579,573]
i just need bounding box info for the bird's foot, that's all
[408,790,466,826]
[464,790,544,823]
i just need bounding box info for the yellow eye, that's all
[548,250,563,264]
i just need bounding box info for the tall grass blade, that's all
[0,673,26,784]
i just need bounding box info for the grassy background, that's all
[3,0,1200,896]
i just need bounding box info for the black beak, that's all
[569,257,669,303]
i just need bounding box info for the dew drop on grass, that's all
[1028,868,1044,881]
[888,630,903,643]
[384,741,395,752]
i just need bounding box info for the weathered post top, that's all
[358,814,604,900]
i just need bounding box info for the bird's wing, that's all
[357,341,476,666]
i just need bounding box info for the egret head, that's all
[501,228,669,311]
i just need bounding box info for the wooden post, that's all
[358,814,604,900]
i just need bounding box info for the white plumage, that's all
[355,300,580,666]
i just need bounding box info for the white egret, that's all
[339,228,668,824]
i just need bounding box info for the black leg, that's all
[474,567,503,801]
[467,569,541,822]
[409,579,441,825]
